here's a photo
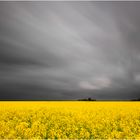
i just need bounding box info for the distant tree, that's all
[78,97,96,101]
[88,98,91,101]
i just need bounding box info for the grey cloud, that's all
[0,1,140,100]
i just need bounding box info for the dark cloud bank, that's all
[0,1,140,100]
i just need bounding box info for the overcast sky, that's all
[0,1,140,100]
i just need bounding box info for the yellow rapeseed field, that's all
[0,101,140,139]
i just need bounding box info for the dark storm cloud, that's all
[0,1,140,100]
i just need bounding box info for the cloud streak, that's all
[0,2,140,100]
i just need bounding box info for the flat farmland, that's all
[0,101,140,139]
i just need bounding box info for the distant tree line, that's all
[131,98,140,101]
[78,97,96,101]
[77,98,140,101]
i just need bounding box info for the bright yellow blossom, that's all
[0,101,140,139]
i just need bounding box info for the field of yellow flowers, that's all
[0,101,140,139]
